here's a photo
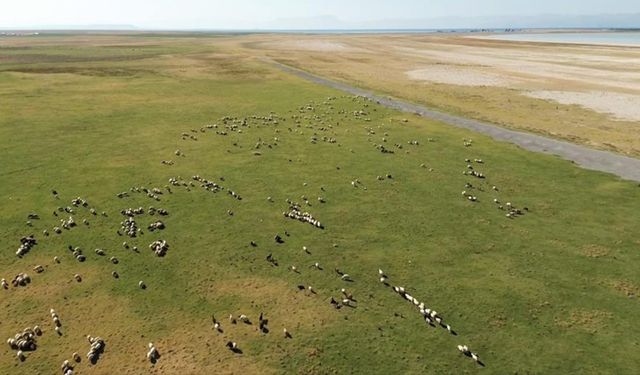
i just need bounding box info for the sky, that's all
[2,0,640,29]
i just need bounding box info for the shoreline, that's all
[470,31,640,47]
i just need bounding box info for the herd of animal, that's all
[0,95,522,372]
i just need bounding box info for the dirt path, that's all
[271,60,640,183]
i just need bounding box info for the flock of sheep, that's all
[383,270,484,367]
[283,203,324,229]
[1,94,506,372]
[461,158,528,219]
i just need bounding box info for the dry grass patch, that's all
[581,244,612,258]
[612,280,640,297]
[555,310,613,333]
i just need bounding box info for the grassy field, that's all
[1,33,640,374]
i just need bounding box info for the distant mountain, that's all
[263,13,640,31]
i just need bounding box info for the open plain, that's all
[1,32,640,374]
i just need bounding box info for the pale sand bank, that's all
[406,65,516,87]
[525,91,640,122]
[269,40,353,52]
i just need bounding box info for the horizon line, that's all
[2,26,640,32]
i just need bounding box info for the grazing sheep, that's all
[283,328,292,338]
[16,235,37,257]
[139,281,146,289]
[458,344,482,365]
[266,253,278,266]
[343,298,357,307]
[341,288,354,301]
[147,343,160,363]
[149,240,169,256]
[330,297,342,309]
[148,221,165,232]
[226,341,239,352]
[212,315,222,332]
[61,359,74,374]
[12,273,31,287]
[258,312,269,332]
[86,335,105,364]
[8,327,38,358]
[307,286,316,294]
[283,204,324,229]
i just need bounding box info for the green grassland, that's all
[1,34,640,374]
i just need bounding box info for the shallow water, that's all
[480,32,640,46]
